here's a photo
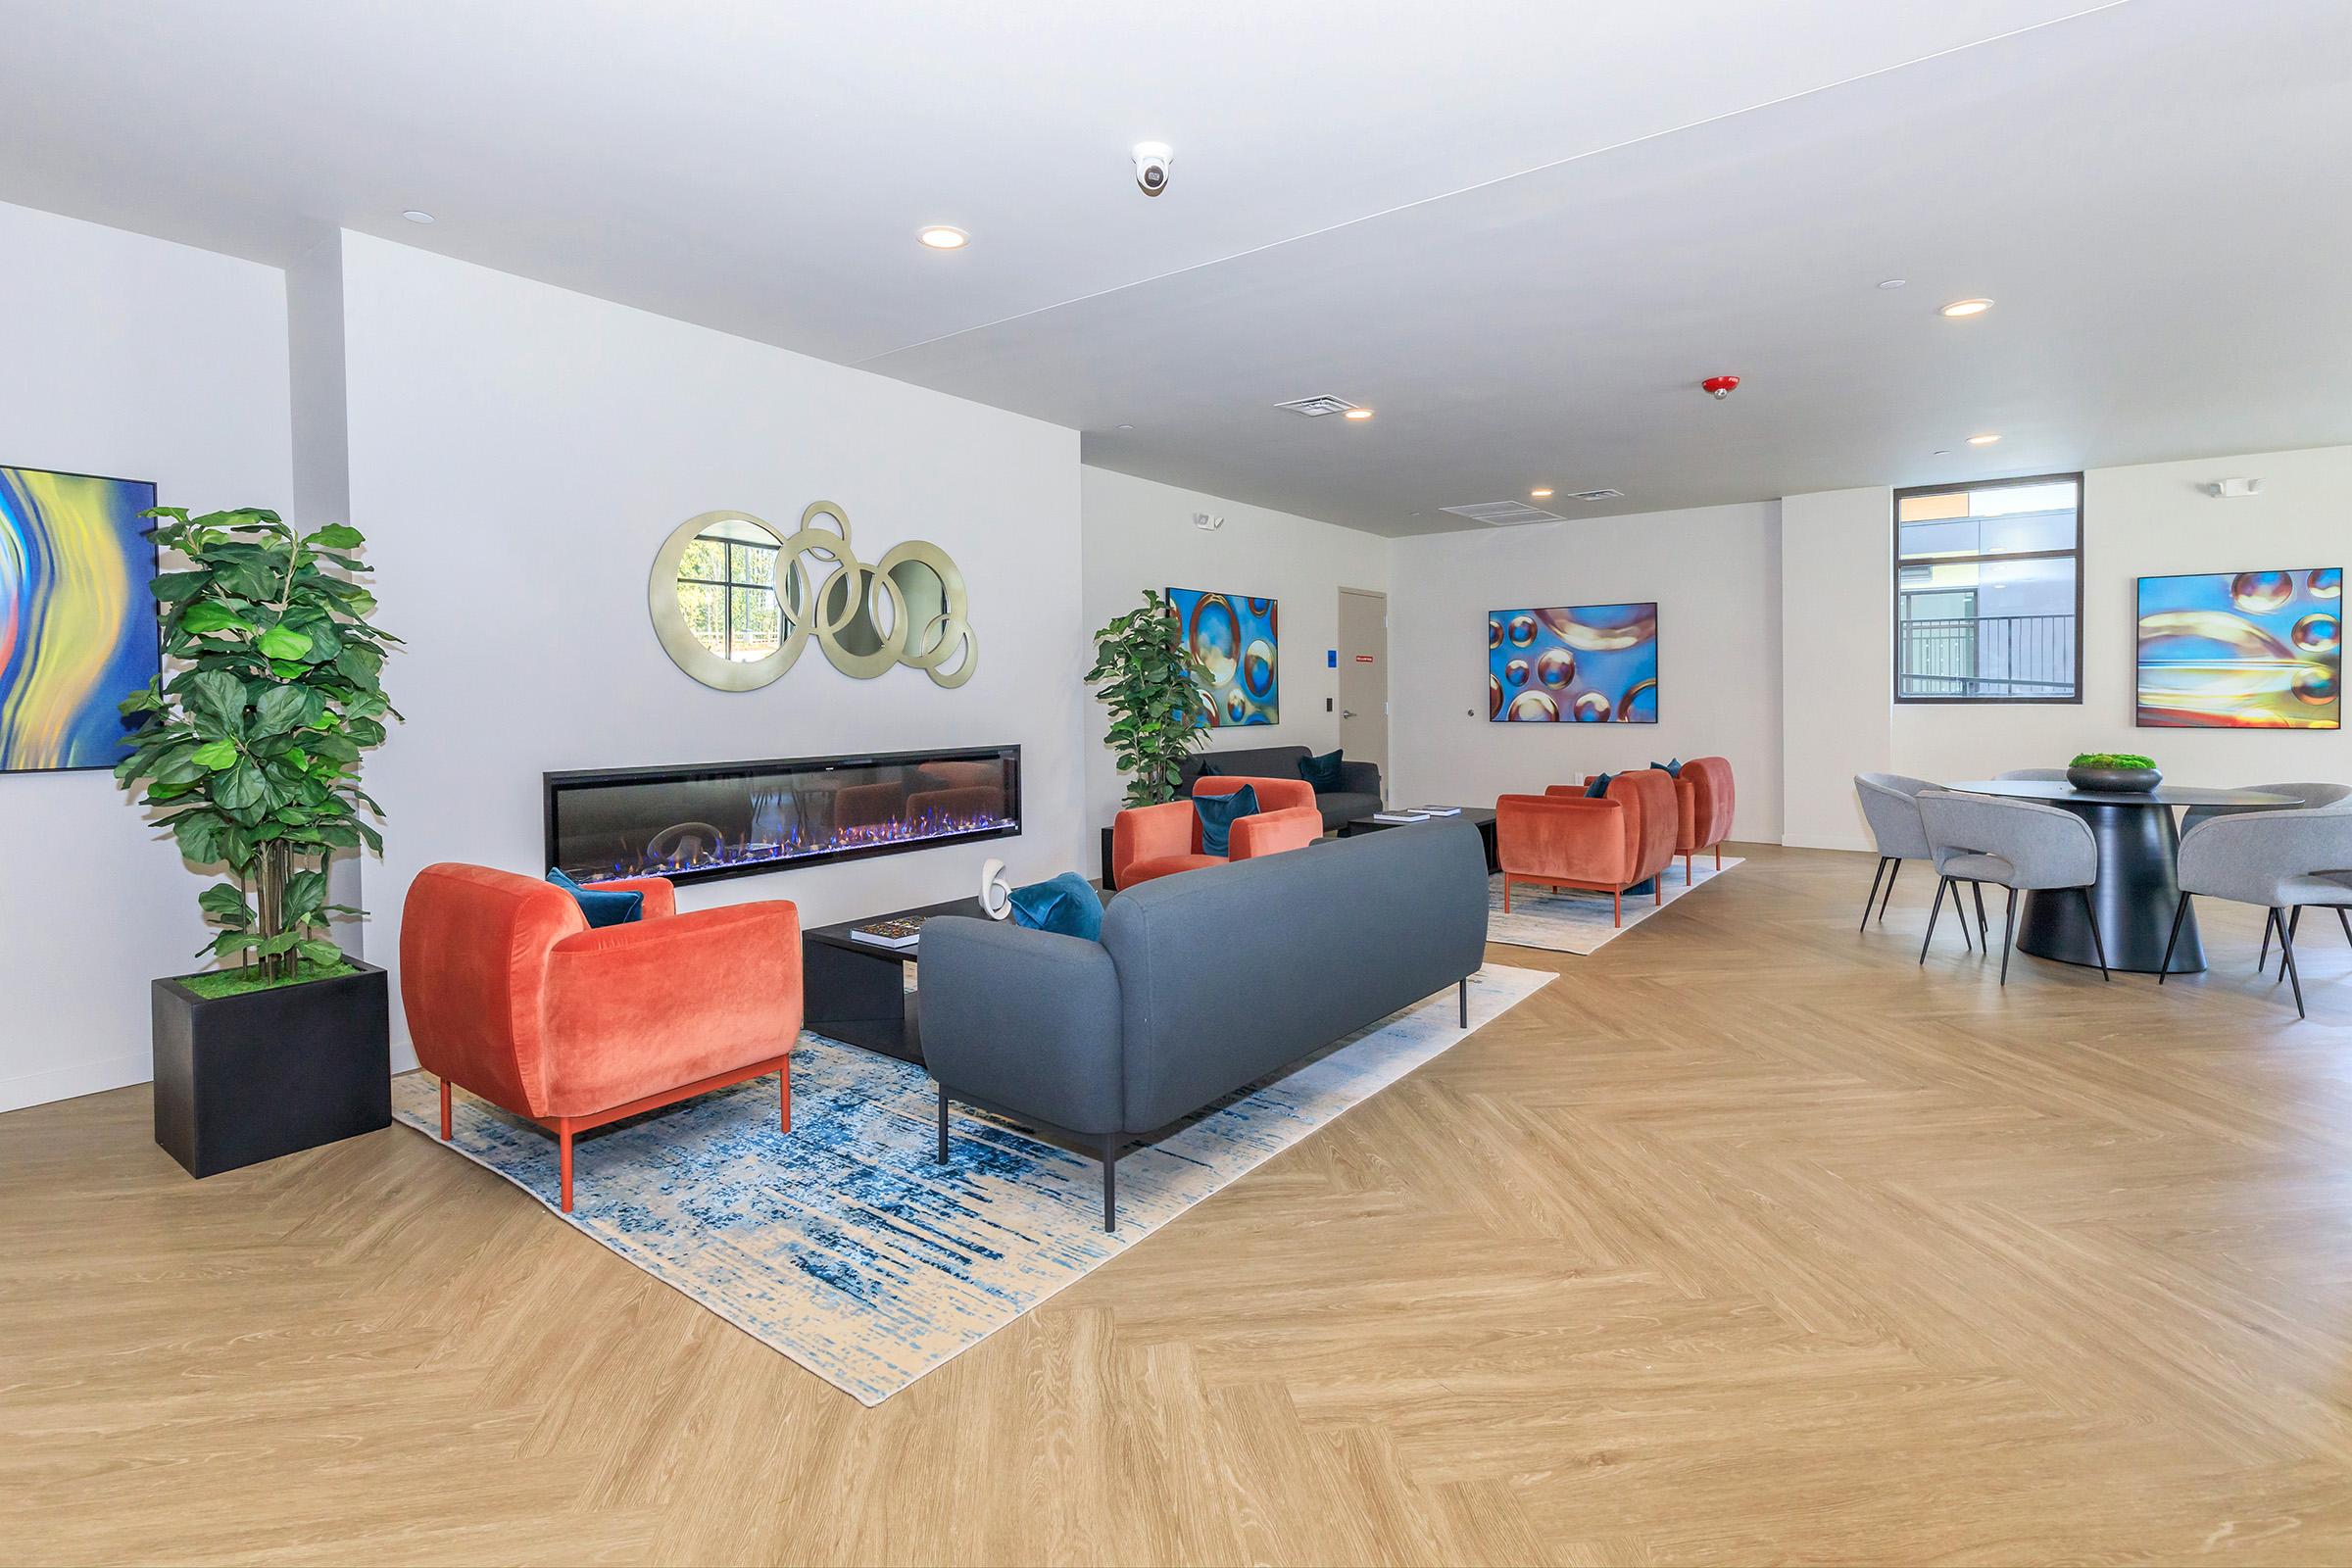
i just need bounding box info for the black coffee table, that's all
[804,887,1111,1064]
[1340,808,1499,873]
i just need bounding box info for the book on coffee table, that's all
[1411,806,1463,816]
[1371,810,1433,823]
[848,915,927,950]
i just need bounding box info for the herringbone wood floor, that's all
[9,843,2352,1565]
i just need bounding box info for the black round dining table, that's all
[1942,780,2303,973]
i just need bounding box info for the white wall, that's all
[1781,446,2352,844]
[0,202,294,1112]
[337,234,1084,1064]
[1386,501,1787,844]
[1077,466,1389,835]
[1780,487,1892,851]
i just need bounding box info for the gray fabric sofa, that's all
[1178,742,1381,831]
[918,819,1489,1229]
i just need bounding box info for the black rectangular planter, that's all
[152,960,392,1178]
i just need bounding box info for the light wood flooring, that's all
[9,843,2352,1565]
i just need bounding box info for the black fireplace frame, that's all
[543,744,1022,887]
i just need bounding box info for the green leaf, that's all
[172,811,227,864]
[297,939,346,967]
[148,569,214,603]
[215,760,268,813]
[176,601,250,636]
[186,669,248,739]
[198,883,253,927]
[256,624,313,662]
[189,738,240,770]
[307,523,365,550]
[250,685,313,738]
[284,869,327,925]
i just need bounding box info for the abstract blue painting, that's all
[2136,569,2340,729]
[0,466,159,772]
[1167,587,1278,726]
[1488,602,1658,723]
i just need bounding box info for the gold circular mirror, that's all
[650,511,808,690]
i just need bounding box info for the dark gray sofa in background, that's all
[918,820,1489,1229]
[1178,743,1382,831]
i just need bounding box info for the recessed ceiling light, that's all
[1932,449,1951,457]
[917,225,968,250]
[1967,433,2001,446]
[1115,423,1133,431]
[1877,277,1907,289]
[1529,488,1554,498]
[1941,297,1994,318]
[1343,408,1374,420]
[401,210,434,224]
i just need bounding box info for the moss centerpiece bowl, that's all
[2066,752,2162,793]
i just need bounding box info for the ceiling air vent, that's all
[1565,488,1625,502]
[1440,500,1571,527]
[1273,395,1359,417]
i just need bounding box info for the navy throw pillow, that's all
[1008,872,1105,941]
[1193,784,1260,857]
[1196,758,1223,777]
[1650,759,1683,777]
[1298,749,1346,794]
[548,866,644,929]
[1585,772,1615,799]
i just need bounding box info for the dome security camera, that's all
[1132,141,1173,197]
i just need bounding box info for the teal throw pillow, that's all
[1008,872,1105,941]
[548,866,644,929]
[1650,759,1683,777]
[1585,772,1615,799]
[1193,783,1260,857]
[1298,749,1346,794]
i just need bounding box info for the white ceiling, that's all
[3,1,2346,535]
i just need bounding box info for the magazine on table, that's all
[849,915,926,950]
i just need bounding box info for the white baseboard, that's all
[1,1050,152,1114]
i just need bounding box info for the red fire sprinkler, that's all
[1701,374,1741,400]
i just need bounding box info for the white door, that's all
[1337,588,1388,793]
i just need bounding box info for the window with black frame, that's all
[1894,473,2082,703]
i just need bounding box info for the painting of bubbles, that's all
[1166,588,1278,726]
[0,466,161,772]
[1488,602,1658,723]
[2136,570,2339,729]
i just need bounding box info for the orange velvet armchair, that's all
[1111,774,1323,888]
[1496,770,1679,925]
[399,863,803,1211]
[1672,757,1737,881]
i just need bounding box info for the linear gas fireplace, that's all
[544,745,1020,887]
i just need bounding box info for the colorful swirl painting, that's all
[1167,587,1278,726]
[1488,602,1659,723]
[2136,569,2340,729]
[0,466,160,772]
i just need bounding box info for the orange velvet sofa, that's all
[1495,770,1678,925]
[400,863,803,1211]
[1111,775,1323,888]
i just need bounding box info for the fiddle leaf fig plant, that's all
[115,508,399,985]
[1085,589,1214,808]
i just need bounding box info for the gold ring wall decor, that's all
[649,502,977,691]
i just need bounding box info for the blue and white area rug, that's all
[389,963,1551,1405]
[1489,857,1743,955]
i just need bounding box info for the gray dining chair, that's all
[1917,790,2108,983]
[1995,768,2073,782]
[2179,784,2352,974]
[1853,772,1936,931]
[2165,802,2352,1018]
